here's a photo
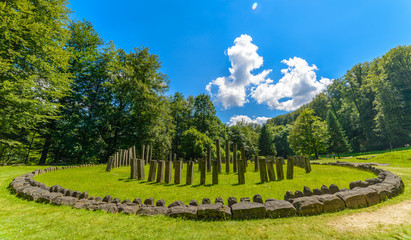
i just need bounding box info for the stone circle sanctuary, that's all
[9,141,405,220]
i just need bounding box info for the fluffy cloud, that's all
[251,57,332,111]
[206,34,331,111]
[206,34,271,109]
[228,115,270,126]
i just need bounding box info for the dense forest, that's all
[1,1,410,165]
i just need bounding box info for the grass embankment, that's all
[35,164,375,204]
[0,149,410,239]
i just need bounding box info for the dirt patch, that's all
[330,201,411,231]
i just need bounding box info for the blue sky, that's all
[69,0,411,125]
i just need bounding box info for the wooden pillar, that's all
[186,161,194,185]
[106,156,113,172]
[286,156,294,179]
[156,160,165,183]
[233,143,237,172]
[149,145,153,162]
[200,159,207,185]
[225,140,230,173]
[137,158,144,180]
[304,156,311,173]
[259,157,268,183]
[267,157,276,181]
[207,148,211,172]
[145,145,150,165]
[148,160,157,182]
[254,154,259,172]
[275,157,284,180]
[165,159,172,183]
[238,158,245,185]
[174,159,182,184]
[216,139,222,173]
[130,152,137,179]
[212,159,218,185]
[141,145,145,164]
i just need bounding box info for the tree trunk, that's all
[39,133,52,165]
[25,131,37,165]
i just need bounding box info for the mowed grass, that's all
[0,149,409,240]
[35,164,375,204]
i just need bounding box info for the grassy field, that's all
[35,163,375,204]
[0,149,410,239]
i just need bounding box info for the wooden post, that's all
[212,159,218,185]
[275,157,284,180]
[149,145,153,162]
[141,145,145,164]
[106,156,113,172]
[225,140,230,173]
[145,145,150,165]
[259,157,268,183]
[156,160,165,183]
[186,161,194,185]
[266,157,276,181]
[130,151,137,179]
[137,158,145,180]
[123,149,128,166]
[148,160,157,182]
[200,158,206,185]
[216,139,222,173]
[305,156,311,173]
[286,157,294,179]
[174,159,182,184]
[165,159,172,183]
[238,158,245,184]
[207,148,211,172]
[254,154,259,172]
[233,143,237,172]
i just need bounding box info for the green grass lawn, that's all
[34,163,375,204]
[0,149,410,239]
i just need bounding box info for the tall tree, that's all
[258,124,276,156]
[373,46,411,149]
[326,110,350,158]
[0,0,71,163]
[192,94,220,139]
[170,92,193,156]
[288,109,328,159]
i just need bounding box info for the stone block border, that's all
[9,162,404,220]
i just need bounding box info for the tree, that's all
[288,109,328,159]
[192,94,220,139]
[271,124,293,158]
[228,123,259,158]
[326,110,350,158]
[372,46,411,149]
[181,127,214,159]
[0,0,71,163]
[169,92,193,156]
[258,124,276,156]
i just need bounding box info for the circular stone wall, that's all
[9,162,405,220]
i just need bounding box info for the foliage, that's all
[288,109,328,159]
[181,127,214,158]
[258,124,276,156]
[0,0,71,163]
[326,110,350,158]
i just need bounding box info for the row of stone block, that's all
[9,162,404,220]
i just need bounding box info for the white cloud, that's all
[228,115,270,126]
[251,57,332,111]
[206,34,271,109]
[206,34,332,111]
